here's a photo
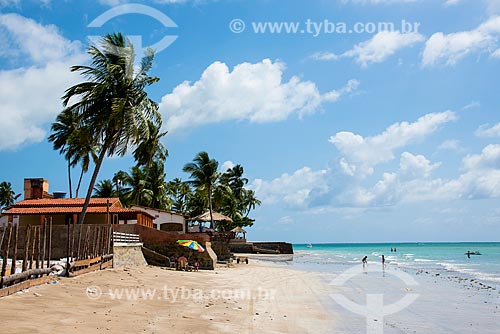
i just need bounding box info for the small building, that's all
[3,198,154,227]
[2,177,154,227]
[130,205,187,233]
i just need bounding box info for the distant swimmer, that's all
[394,247,397,252]
[467,251,471,259]
[390,248,393,252]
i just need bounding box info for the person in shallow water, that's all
[362,256,368,267]
[382,255,386,268]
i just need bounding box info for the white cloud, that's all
[220,160,235,172]
[0,13,84,151]
[438,139,464,152]
[329,111,457,177]
[160,59,359,132]
[399,152,441,178]
[0,13,81,65]
[486,0,500,14]
[310,52,338,61]
[422,16,500,66]
[463,144,500,170]
[312,31,424,67]
[475,123,500,137]
[252,115,500,209]
[252,167,329,209]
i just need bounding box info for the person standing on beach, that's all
[382,255,386,268]
[362,256,368,267]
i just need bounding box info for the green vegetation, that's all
[0,181,20,213]
[49,32,260,230]
[49,32,161,224]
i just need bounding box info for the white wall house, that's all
[130,205,186,233]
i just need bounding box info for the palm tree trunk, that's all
[208,184,214,230]
[75,168,85,198]
[78,144,109,225]
[68,162,73,198]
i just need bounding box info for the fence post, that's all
[10,224,18,277]
[0,224,13,288]
[22,225,30,273]
[66,222,70,277]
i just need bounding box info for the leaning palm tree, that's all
[0,181,20,212]
[133,120,168,167]
[183,152,219,228]
[92,179,115,198]
[58,32,161,224]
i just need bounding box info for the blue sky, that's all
[1,0,500,243]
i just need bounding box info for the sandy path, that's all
[0,262,336,334]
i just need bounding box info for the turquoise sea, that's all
[292,242,500,288]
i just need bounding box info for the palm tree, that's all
[112,170,129,200]
[133,120,168,167]
[222,164,248,203]
[48,109,79,198]
[0,181,20,213]
[242,189,261,217]
[92,180,115,198]
[146,161,170,210]
[183,152,219,228]
[167,178,191,213]
[57,32,161,224]
[123,166,153,206]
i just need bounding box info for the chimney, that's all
[24,178,50,200]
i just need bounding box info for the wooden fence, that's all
[0,223,114,298]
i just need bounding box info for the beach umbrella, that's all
[177,239,205,253]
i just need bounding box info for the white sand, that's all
[0,261,335,333]
[0,259,498,333]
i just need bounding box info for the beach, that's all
[0,261,335,334]
[0,256,499,333]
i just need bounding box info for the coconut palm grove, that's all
[1,32,260,231]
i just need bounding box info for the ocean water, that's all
[291,242,500,288]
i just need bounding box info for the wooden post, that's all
[46,219,52,268]
[29,226,36,270]
[76,223,83,261]
[10,224,18,277]
[0,225,6,255]
[70,222,75,261]
[94,226,100,258]
[41,222,46,270]
[66,222,70,277]
[83,226,90,259]
[106,199,110,225]
[1,224,13,288]
[36,226,41,269]
[22,225,30,273]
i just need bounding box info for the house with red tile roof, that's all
[2,178,154,227]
